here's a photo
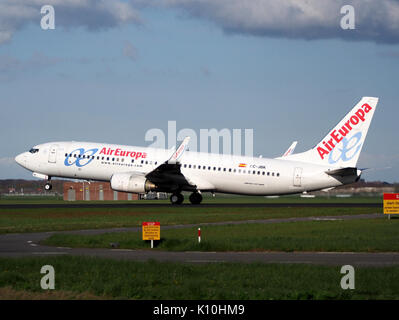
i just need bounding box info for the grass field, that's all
[0,194,383,205]
[0,205,380,234]
[42,218,397,252]
[0,256,398,299]
[0,196,395,300]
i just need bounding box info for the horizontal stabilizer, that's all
[325,167,358,177]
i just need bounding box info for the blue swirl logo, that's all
[328,132,362,164]
[64,148,98,167]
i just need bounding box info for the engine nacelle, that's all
[110,173,156,193]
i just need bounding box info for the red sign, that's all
[142,222,160,241]
[384,193,399,200]
[142,222,160,227]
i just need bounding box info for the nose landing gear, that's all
[44,182,52,191]
[44,177,52,191]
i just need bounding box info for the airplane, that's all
[15,97,378,205]
[282,141,298,157]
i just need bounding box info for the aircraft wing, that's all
[145,136,214,192]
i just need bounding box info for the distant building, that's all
[63,182,139,201]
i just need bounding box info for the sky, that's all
[0,0,399,182]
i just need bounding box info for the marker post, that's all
[198,228,201,244]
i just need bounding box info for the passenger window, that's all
[277,173,280,177]
[189,165,192,168]
[272,172,275,176]
[262,172,265,175]
[257,171,260,175]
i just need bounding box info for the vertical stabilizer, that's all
[283,97,378,167]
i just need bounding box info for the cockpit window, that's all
[29,148,39,154]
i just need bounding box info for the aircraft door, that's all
[48,145,57,163]
[293,167,302,187]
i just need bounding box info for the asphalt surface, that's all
[1,213,398,266]
[0,202,382,209]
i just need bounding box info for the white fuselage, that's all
[15,141,358,196]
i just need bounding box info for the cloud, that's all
[0,0,142,45]
[0,52,62,74]
[123,41,138,61]
[135,0,399,44]
[2,1,399,47]
[377,50,399,58]
[0,52,93,81]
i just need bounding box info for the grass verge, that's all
[0,256,398,299]
[0,206,379,234]
[42,218,398,252]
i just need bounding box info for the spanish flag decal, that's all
[238,163,247,168]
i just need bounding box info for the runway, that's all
[0,202,382,209]
[1,213,397,267]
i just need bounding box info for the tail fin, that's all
[283,97,378,167]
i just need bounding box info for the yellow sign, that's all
[142,222,160,240]
[383,193,399,214]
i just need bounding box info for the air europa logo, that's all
[99,148,147,159]
[328,132,362,164]
[317,103,372,160]
[65,148,98,167]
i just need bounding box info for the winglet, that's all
[168,136,190,164]
[282,141,298,157]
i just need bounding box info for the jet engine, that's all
[110,173,156,193]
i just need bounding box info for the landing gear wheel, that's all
[189,192,202,205]
[170,193,184,205]
[44,183,52,191]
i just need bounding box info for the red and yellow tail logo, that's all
[238,163,247,168]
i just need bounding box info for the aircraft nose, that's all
[15,153,27,167]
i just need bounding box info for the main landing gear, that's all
[189,192,202,205]
[170,193,184,205]
[169,192,203,205]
